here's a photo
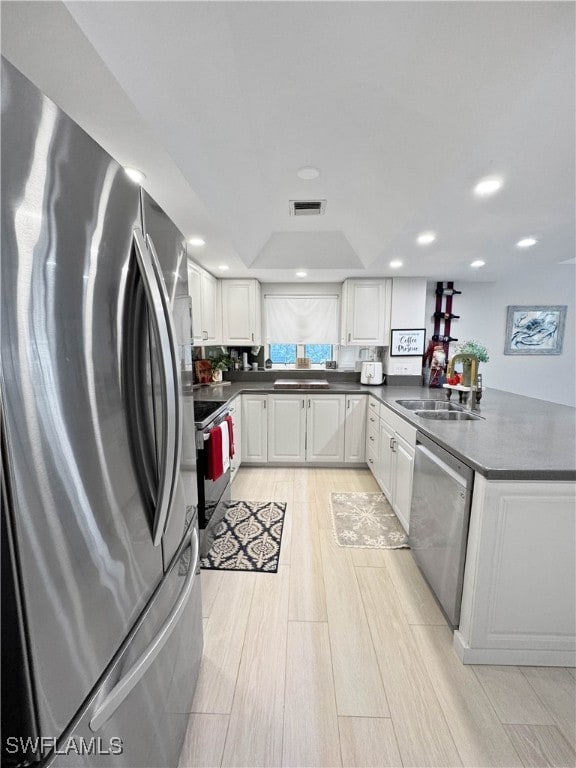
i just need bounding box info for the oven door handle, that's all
[197,411,230,446]
[132,229,181,546]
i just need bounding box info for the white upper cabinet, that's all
[340,279,391,345]
[221,279,262,346]
[187,261,221,344]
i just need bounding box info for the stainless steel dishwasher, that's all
[408,432,474,628]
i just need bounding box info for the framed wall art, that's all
[504,305,567,355]
[390,328,426,356]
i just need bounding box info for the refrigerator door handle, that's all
[132,229,181,546]
[89,526,199,732]
[145,233,183,545]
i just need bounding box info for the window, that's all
[264,295,339,343]
[264,292,339,368]
[270,343,297,365]
[268,343,333,367]
[305,345,332,364]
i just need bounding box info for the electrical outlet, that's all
[394,365,410,375]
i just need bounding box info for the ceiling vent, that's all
[289,199,327,216]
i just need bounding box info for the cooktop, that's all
[193,400,227,424]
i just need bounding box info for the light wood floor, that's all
[179,467,576,768]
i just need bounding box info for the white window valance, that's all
[265,294,339,343]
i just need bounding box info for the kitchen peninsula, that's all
[194,378,576,667]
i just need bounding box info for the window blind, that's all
[265,295,339,343]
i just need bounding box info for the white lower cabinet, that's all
[344,395,367,463]
[243,394,358,465]
[228,396,242,480]
[391,432,415,532]
[241,394,267,463]
[455,476,576,666]
[268,395,306,462]
[366,396,416,532]
[306,395,346,463]
[377,417,395,500]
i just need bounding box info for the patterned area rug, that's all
[200,500,286,572]
[330,492,408,549]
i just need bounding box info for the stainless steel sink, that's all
[396,399,464,412]
[415,410,482,421]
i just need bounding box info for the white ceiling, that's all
[2,1,574,283]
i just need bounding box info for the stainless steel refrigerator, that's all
[1,58,202,768]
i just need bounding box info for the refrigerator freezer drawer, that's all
[47,525,203,768]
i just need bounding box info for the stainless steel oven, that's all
[194,400,232,555]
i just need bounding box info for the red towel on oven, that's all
[207,425,223,481]
[224,415,235,458]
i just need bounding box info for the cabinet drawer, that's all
[367,397,381,419]
[367,418,379,447]
[366,444,378,473]
[381,405,417,447]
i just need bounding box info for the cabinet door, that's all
[268,395,306,462]
[221,279,260,345]
[343,280,389,345]
[229,397,242,479]
[378,418,395,500]
[392,433,414,533]
[344,395,367,462]
[187,263,204,344]
[241,395,267,463]
[306,395,345,462]
[202,270,220,343]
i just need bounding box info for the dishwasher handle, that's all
[415,443,471,490]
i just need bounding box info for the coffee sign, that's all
[390,328,426,356]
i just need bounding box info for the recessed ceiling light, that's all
[296,271,307,277]
[188,237,205,247]
[218,265,229,271]
[470,260,486,268]
[417,232,437,245]
[124,167,146,184]
[390,259,403,268]
[474,177,503,197]
[297,167,320,180]
[516,237,538,248]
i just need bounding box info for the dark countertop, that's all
[187,380,576,481]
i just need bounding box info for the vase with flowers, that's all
[456,340,489,386]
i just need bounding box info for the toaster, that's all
[360,362,384,385]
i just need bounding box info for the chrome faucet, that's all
[446,353,480,409]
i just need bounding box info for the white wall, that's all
[425,265,575,407]
[385,278,428,376]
